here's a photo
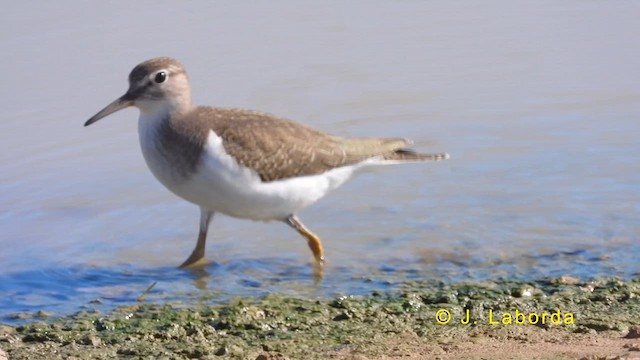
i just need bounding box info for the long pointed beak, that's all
[84,96,133,127]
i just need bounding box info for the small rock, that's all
[511,286,534,298]
[94,318,115,331]
[573,326,597,334]
[163,324,186,339]
[0,326,16,336]
[333,312,351,321]
[78,334,102,346]
[214,346,228,356]
[556,276,580,285]
[625,326,640,339]
[0,348,8,360]
[256,353,289,360]
[34,310,53,318]
[0,334,19,344]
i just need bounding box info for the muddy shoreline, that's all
[2,277,639,359]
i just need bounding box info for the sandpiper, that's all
[84,57,448,271]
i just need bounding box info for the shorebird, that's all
[84,57,448,272]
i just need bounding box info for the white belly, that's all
[139,120,369,220]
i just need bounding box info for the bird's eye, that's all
[154,71,167,84]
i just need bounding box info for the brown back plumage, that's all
[167,107,447,182]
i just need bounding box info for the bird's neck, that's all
[138,98,192,124]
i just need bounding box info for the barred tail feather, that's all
[384,149,450,162]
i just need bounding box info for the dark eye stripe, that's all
[123,81,153,100]
[124,69,186,100]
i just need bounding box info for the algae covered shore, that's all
[1,277,639,359]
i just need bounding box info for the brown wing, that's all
[179,107,432,182]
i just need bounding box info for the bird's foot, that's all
[312,257,325,282]
[178,251,209,269]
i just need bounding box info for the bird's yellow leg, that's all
[286,215,325,269]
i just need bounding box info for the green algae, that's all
[1,277,639,359]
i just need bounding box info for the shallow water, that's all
[1,2,639,321]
